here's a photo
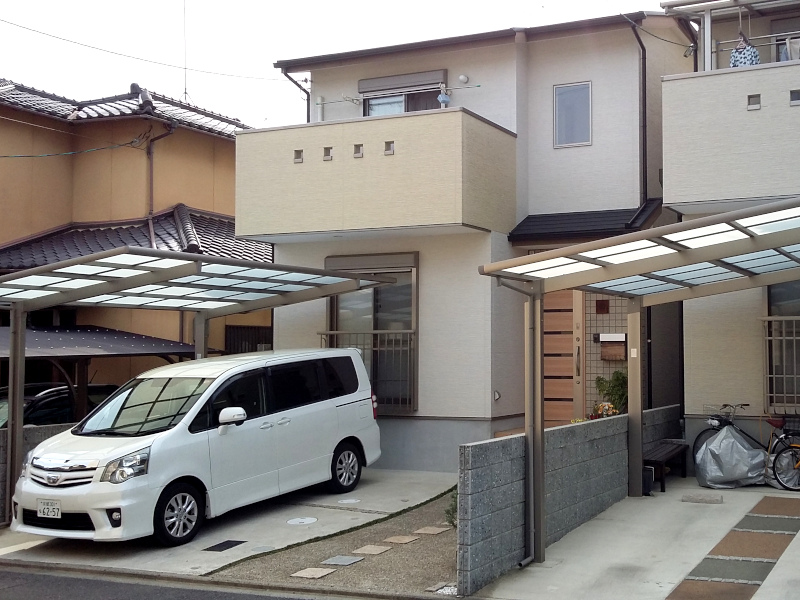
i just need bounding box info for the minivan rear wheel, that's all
[328,443,361,493]
[153,482,205,546]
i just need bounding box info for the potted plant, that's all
[595,370,628,414]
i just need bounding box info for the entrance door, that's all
[543,290,585,427]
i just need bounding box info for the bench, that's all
[643,441,688,493]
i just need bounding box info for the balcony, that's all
[662,60,800,206]
[235,108,517,242]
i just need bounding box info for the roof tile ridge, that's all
[173,204,202,253]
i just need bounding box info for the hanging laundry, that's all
[787,38,800,61]
[730,45,761,67]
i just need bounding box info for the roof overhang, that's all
[480,196,800,307]
[0,247,393,318]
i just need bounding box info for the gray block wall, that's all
[0,424,74,521]
[457,434,526,596]
[457,416,631,596]
[544,415,628,545]
[643,404,683,454]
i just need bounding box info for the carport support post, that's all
[524,296,546,563]
[627,298,643,497]
[6,305,26,522]
[75,359,89,420]
[193,312,208,359]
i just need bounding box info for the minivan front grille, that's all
[22,509,95,531]
[30,467,96,488]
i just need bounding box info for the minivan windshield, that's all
[74,378,211,437]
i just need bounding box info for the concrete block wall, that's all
[544,415,628,545]
[457,416,630,595]
[0,424,73,520]
[642,404,683,453]
[457,434,526,596]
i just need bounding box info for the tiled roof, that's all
[0,205,272,270]
[509,198,663,243]
[0,79,250,139]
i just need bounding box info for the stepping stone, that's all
[682,493,723,504]
[321,555,364,566]
[291,567,336,579]
[384,535,419,544]
[353,544,391,555]
[414,526,450,535]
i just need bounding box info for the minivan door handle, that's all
[259,422,274,430]
[277,418,291,426]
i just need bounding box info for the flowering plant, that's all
[592,402,619,418]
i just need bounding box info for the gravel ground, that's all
[208,492,457,598]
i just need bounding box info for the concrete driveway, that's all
[0,469,456,576]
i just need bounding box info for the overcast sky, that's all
[2,0,666,128]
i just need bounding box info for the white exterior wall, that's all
[683,288,765,417]
[272,232,500,419]
[309,40,517,131]
[527,28,641,215]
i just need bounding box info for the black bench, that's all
[643,441,688,493]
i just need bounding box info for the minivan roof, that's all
[137,348,356,379]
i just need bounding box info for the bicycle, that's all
[692,403,796,460]
[773,440,800,491]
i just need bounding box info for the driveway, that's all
[0,469,456,576]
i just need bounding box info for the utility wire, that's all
[0,114,151,149]
[0,17,288,81]
[621,14,695,49]
[0,138,144,158]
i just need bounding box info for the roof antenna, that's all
[180,0,193,105]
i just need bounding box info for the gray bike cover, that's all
[695,425,767,489]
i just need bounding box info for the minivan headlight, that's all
[19,450,33,479]
[101,448,150,484]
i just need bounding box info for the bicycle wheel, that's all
[772,445,800,492]
[693,428,719,462]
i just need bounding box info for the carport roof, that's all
[0,246,392,318]
[480,196,800,306]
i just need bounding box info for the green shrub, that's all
[595,370,628,413]
[444,490,458,528]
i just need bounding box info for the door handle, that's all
[575,346,581,377]
[260,422,274,430]
[277,418,291,426]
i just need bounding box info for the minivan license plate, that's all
[37,499,61,518]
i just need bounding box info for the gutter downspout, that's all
[146,123,176,248]
[282,70,311,124]
[630,23,647,207]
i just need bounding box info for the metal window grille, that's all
[320,330,416,414]
[764,317,800,414]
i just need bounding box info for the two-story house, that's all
[0,79,273,394]
[236,13,694,471]
[660,0,800,439]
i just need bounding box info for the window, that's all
[321,357,359,398]
[325,253,418,414]
[353,144,363,158]
[554,82,591,147]
[294,149,303,163]
[267,361,322,412]
[225,325,272,353]
[323,147,333,161]
[748,94,761,110]
[359,70,447,117]
[189,371,265,432]
[791,90,800,106]
[766,281,800,412]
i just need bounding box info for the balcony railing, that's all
[764,317,800,414]
[320,330,416,415]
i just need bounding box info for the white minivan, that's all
[11,348,381,546]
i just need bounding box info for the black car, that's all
[0,383,119,427]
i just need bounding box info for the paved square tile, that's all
[290,567,336,579]
[414,526,450,535]
[321,555,364,566]
[384,535,419,544]
[353,544,392,555]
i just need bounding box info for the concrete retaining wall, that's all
[0,424,73,519]
[457,415,629,596]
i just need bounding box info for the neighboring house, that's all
[0,79,273,392]
[236,13,694,471]
[660,1,800,436]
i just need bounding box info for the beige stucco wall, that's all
[663,62,800,205]
[0,107,74,245]
[236,109,516,237]
[269,232,509,419]
[683,288,765,416]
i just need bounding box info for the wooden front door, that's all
[543,290,585,427]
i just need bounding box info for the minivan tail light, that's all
[372,392,378,420]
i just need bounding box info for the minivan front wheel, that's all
[329,443,361,493]
[153,482,205,546]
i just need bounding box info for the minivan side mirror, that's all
[218,406,247,426]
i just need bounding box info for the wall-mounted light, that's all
[458,75,469,84]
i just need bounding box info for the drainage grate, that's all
[203,540,246,552]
